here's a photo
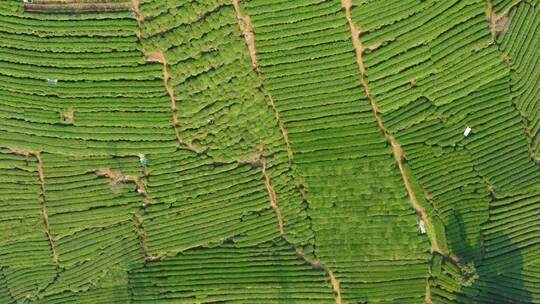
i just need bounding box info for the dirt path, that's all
[261,158,342,303]
[487,0,522,35]
[341,3,450,302]
[145,50,205,154]
[231,0,259,72]
[5,149,59,266]
[133,207,173,263]
[132,2,203,154]
[231,0,294,161]
[341,0,445,254]
[130,0,143,40]
[93,168,150,207]
[294,251,342,303]
[261,160,285,235]
[34,152,59,265]
[487,1,513,41]
[233,3,342,300]
[393,144,442,253]
[265,93,294,161]
[325,266,342,304]
[133,214,152,260]
[130,0,141,18]
[486,0,540,165]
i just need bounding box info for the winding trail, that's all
[93,168,150,207]
[341,2,448,302]
[261,160,285,235]
[130,0,143,40]
[232,2,342,301]
[133,214,152,260]
[95,167,157,261]
[131,0,141,18]
[131,0,204,154]
[231,0,259,72]
[487,0,523,37]
[261,153,342,303]
[34,152,59,265]
[9,149,59,265]
[326,268,342,304]
[231,0,294,161]
[145,50,206,154]
[132,0,342,300]
[486,0,540,166]
[341,0,443,254]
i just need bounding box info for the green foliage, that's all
[0,0,538,303]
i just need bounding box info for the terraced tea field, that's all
[0,0,538,303]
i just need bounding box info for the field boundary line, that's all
[233,3,342,301]
[487,0,540,166]
[92,168,150,207]
[342,0,443,253]
[232,0,294,161]
[34,152,59,265]
[144,50,207,154]
[341,2,444,302]
[132,1,205,154]
[261,155,342,304]
[8,149,59,265]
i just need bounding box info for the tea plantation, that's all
[0,0,538,303]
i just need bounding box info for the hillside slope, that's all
[0,0,538,303]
